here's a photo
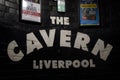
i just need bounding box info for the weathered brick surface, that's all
[0,0,120,80]
[0,0,18,20]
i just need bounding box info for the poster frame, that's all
[79,0,100,26]
[19,0,42,24]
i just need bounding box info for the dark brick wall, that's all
[0,0,19,20]
[0,0,120,80]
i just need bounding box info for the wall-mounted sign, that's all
[80,0,100,26]
[57,0,66,12]
[20,0,41,23]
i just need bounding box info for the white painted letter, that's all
[33,60,39,69]
[57,17,63,25]
[60,30,71,47]
[52,60,58,69]
[91,39,113,61]
[7,40,24,62]
[65,60,72,68]
[89,59,96,67]
[74,32,90,51]
[81,59,89,68]
[39,29,56,47]
[73,60,80,68]
[58,60,65,68]
[27,33,43,54]
[44,60,51,69]
[64,17,69,25]
[50,16,56,24]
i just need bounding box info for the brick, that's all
[0,0,4,5]
[0,5,5,11]
[4,13,17,21]
[9,8,16,14]
[16,0,19,4]
[4,13,13,18]
[49,1,55,6]
[0,11,4,17]
[4,7,9,12]
[9,0,16,3]
[16,10,19,15]
[5,1,18,9]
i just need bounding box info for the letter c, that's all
[7,40,24,62]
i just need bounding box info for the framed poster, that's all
[80,0,100,26]
[20,0,41,23]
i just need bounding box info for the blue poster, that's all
[80,0,99,26]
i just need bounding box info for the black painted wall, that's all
[0,0,120,80]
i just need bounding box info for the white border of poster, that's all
[80,0,100,26]
[21,0,41,23]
